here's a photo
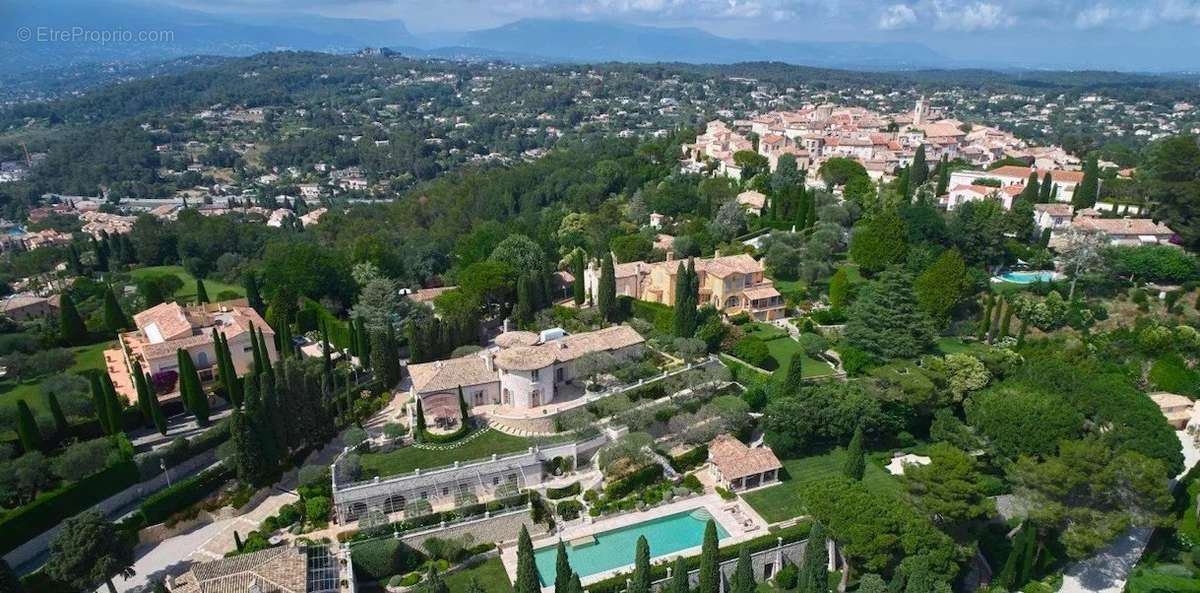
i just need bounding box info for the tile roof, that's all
[1072,216,1174,236]
[134,302,193,342]
[171,545,309,593]
[408,352,496,394]
[1035,203,1074,216]
[736,191,766,210]
[708,434,782,481]
[990,166,1085,184]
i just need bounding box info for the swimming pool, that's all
[997,270,1058,284]
[532,508,729,585]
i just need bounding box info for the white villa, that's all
[406,325,645,422]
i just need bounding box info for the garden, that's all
[740,448,900,524]
[721,321,836,380]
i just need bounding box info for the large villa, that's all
[109,299,278,403]
[406,325,645,422]
[583,253,785,321]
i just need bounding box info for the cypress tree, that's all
[567,573,583,593]
[989,298,1005,343]
[935,155,950,196]
[977,296,993,340]
[795,189,810,229]
[1000,306,1014,338]
[67,243,83,276]
[370,329,394,387]
[89,373,110,434]
[243,273,264,313]
[243,373,278,466]
[897,167,911,203]
[515,525,540,593]
[1073,156,1100,209]
[177,349,209,426]
[783,354,805,395]
[631,536,651,593]
[842,425,865,481]
[195,278,209,304]
[102,286,129,334]
[234,531,244,553]
[15,400,42,453]
[347,319,359,358]
[46,391,69,437]
[213,329,236,406]
[92,237,109,272]
[828,268,849,310]
[58,293,88,346]
[1038,172,1054,202]
[798,523,828,593]
[733,545,754,593]
[911,144,929,187]
[458,385,470,425]
[572,250,586,306]
[131,360,150,424]
[230,406,270,486]
[554,541,572,593]
[221,333,241,406]
[258,329,276,383]
[415,399,427,440]
[514,274,533,326]
[805,195,816,229]
[100,373,124,436]
[1016,317,1029,347]
[697,520,719,593]
[598,253,617,322]
[356,318,371,363]
[671,556,690,593]
[320,321,333,373]
[1018,172,1040,203]
[673,261,693,338]
[144,372,167,435]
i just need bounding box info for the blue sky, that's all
[162,0,1200,70]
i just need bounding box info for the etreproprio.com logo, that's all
[16,26,175,44]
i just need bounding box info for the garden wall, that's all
[646,539,806,592]
[398,507,542,550]
[3,450,217,569]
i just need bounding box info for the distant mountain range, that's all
[1,0,951,75]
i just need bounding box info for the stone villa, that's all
[406,325,645,422]
[113,299,278,403]
[584,253,785,321]
[707,434,782,492]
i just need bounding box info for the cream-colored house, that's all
[407,325,645,421]
[115,300,277,402]
[584,253,785,320]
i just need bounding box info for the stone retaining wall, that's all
[398,508,542,550]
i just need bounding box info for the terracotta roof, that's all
[0,294,52,313]
[494,345,558,371]
[494,331,539,348]
[990,166,1085,184]
[742,285,781,301]
[950,184,999,195]
[1035,203,1074,216]
[171,545,308,593]
[736,191,766,210]
[406,286,456,304]
[696,254,764,278]
[1072,217,1174,237]
[549,325,644,363]
[134,302,193,342]
[409,353,496,394]
[708,434,782,481]
[142,332,213,360]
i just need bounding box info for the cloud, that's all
[1074,5,1112,28]
[878,4,918,29]
[930,0,1013,31]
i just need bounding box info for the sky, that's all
[145,0,1200,70]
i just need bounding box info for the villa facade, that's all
[707,434,782,492]
[115,299,278,402]
[583,253,785,321]
[406,325,645,420]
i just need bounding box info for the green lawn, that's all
[0,340,113,414]
[1126,567,1200,593]
[129,265,245,302]
[743,323,836,378]
[359,430,533,479]
[742,448,901,524]
[446,557,514,593]
[935,337,989,355]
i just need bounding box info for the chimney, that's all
[666,251,674,262]
[482,350,494,371]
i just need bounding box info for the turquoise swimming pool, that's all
[532,509,729,585]
[998,270,1057,284]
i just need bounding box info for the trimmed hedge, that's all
[669,445,708,472]
[350,537,423,582]
[585,521,812,593]
[557,500,583,520]
[604,464,664,500]
[0,459,140,556]
[546,481,581,500]
[140,465,234,525]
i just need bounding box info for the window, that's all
[492,477,500,486]
[507,474,517,483]
[420,491,428,500]
[442,487,449,496]
[531,369,539,381]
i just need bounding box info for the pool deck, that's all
[500,493,770,591]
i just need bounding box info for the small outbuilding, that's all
[707,434,782,491]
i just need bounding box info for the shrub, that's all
[350,538,422,582]
[1149,353,1199,396]
[669,446,708,472]
[775,563,798,589]
[715,486,736,501]
[837,345,874,376]
[680,474,702,492]
[604,464,664,499]
[546,481,581,499]
[731,336,770,367]
[140,466,234,525]
[809,308,848,325]
[557,500,584,520]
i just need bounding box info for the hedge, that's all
[350,537,423,582]
[625,382,666,402]
[669,445,708,472]
[0,459,140,556]
[299,297,352,349]
[140,465,234,525]
[557,500,583,520]
[585,521,812,593]
[604,464,664,500]
[546,481,581,500]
